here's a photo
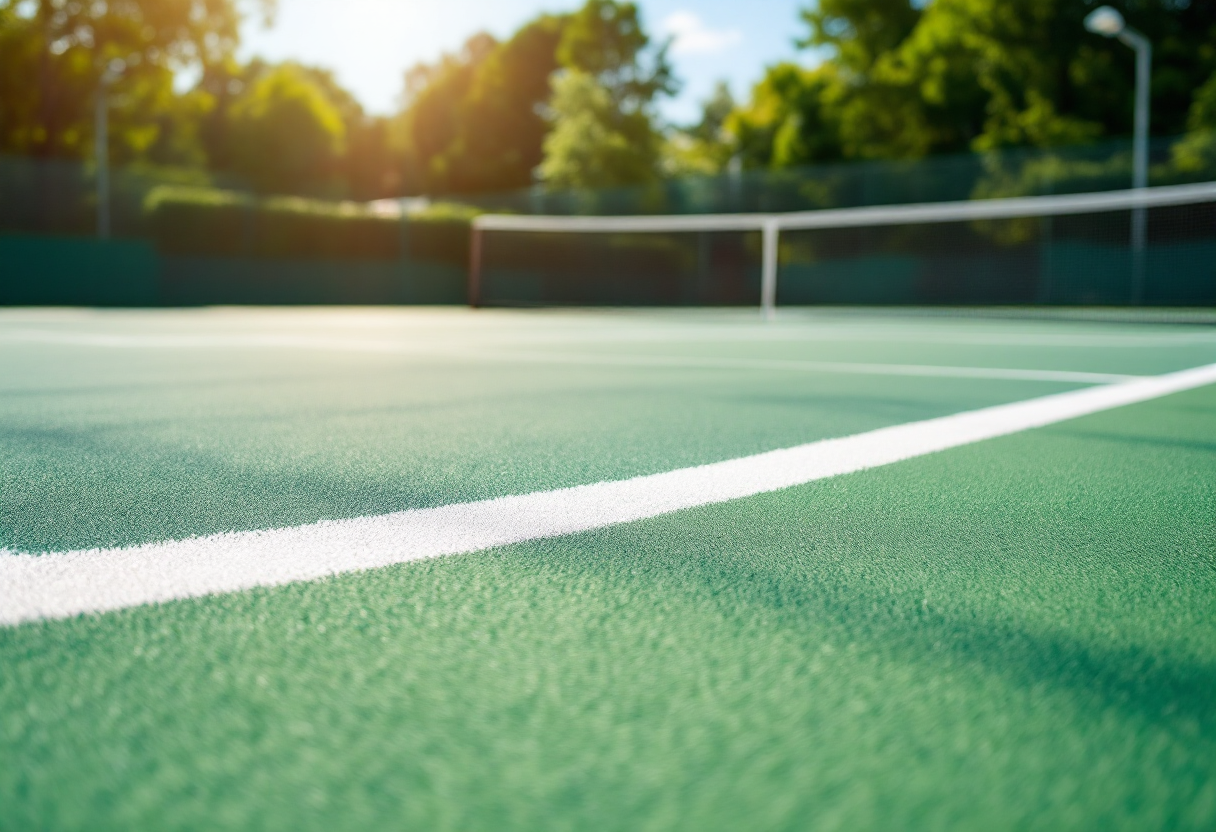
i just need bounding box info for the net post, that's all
[1130,204,1147,305]
[1129,37,1151,305]
[468,222,483,308]
[760,218,779,321]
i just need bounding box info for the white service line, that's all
[480,350,1140,384]
[0,330,433,352]
[0,329,1138,383]
[3,361,1215,627]
[7,325,1216,350]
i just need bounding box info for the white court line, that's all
[0,329,1140,384]
[6,323,1216,349]
[3,362,1215,627]
[479,350,1140,385]
[0,330,421,351]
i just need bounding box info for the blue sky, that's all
[238,0,814,124]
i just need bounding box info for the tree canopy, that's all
[3,0,1214,200]
[557,0,675,109]
[0,0,272,159]
[538,69,662,188]
[730,0,1216,169]
[226,63,346,195]
[393,0,673,193]
[537,1,673,188]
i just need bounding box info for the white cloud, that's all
[659,11,743,57]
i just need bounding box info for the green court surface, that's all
[1,307,1214,831]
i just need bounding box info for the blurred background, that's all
[2,0,1215,306]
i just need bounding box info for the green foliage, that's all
[195,57,399,200]
[799,0,921,72]
[398,34,490,192]
[0,0,270,160]
[909,0,1107,152]
[395,0,673,194]
[225,64,346,195]
[538,70,661,188]
[728,64,844,168]
[1171,71,1216,172]
[538,1,672,189]
[0,2,394,200]
[343,115,402,201]
[452,17,568,192]
[143,184,472,264]
[688,81,737,145]
[144,184,249,212]
[557,0,675,107]
[0,9,89,156]
[393,21,569,195]
[411,201,485,222]
[972,150,1135,200]
[1185,70,1216,132]
[734,0,1216,169]
[8,0,1215,215]
[663,81,737,176]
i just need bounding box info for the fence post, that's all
[468,223,483,308]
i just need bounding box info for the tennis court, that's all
[2,305,1214,830]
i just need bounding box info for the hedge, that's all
[144,186,475,265]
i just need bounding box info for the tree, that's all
[733,0,1216,168]
[1171,70,1216,172]
[392,0,674,194]
[394,17,569,195]
[343,115,402,201]
[901,0,1108,152]
[194,56,396,198]
[688,81,737,145]
[454,15,568,192]
[664,81,738,176]
[226,63,346,194]
[557,0,675,107]
[538,69,661,187]
[282,64,399,199]
[0,0,272,160]
[728,64,845,168]
[537,0,674,188]
[394,32,504,194]
[799,0,921,73]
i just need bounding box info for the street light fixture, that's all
[95,58,125,240]
[1084,5,1151,302]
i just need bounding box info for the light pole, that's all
[94,59,124,240]
[1084,5,1151,302]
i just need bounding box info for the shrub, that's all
[144,186,474,264]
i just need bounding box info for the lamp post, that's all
[94,59,125,240]
[1084,5,1151,303]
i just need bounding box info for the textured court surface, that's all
[2,307,1215,831]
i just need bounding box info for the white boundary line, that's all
[5,325,1216,349]
[0,329,1143,384]
[3,362,1215,627]
[470,350,1141,385]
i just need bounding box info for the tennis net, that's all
[469,181,1216,312]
